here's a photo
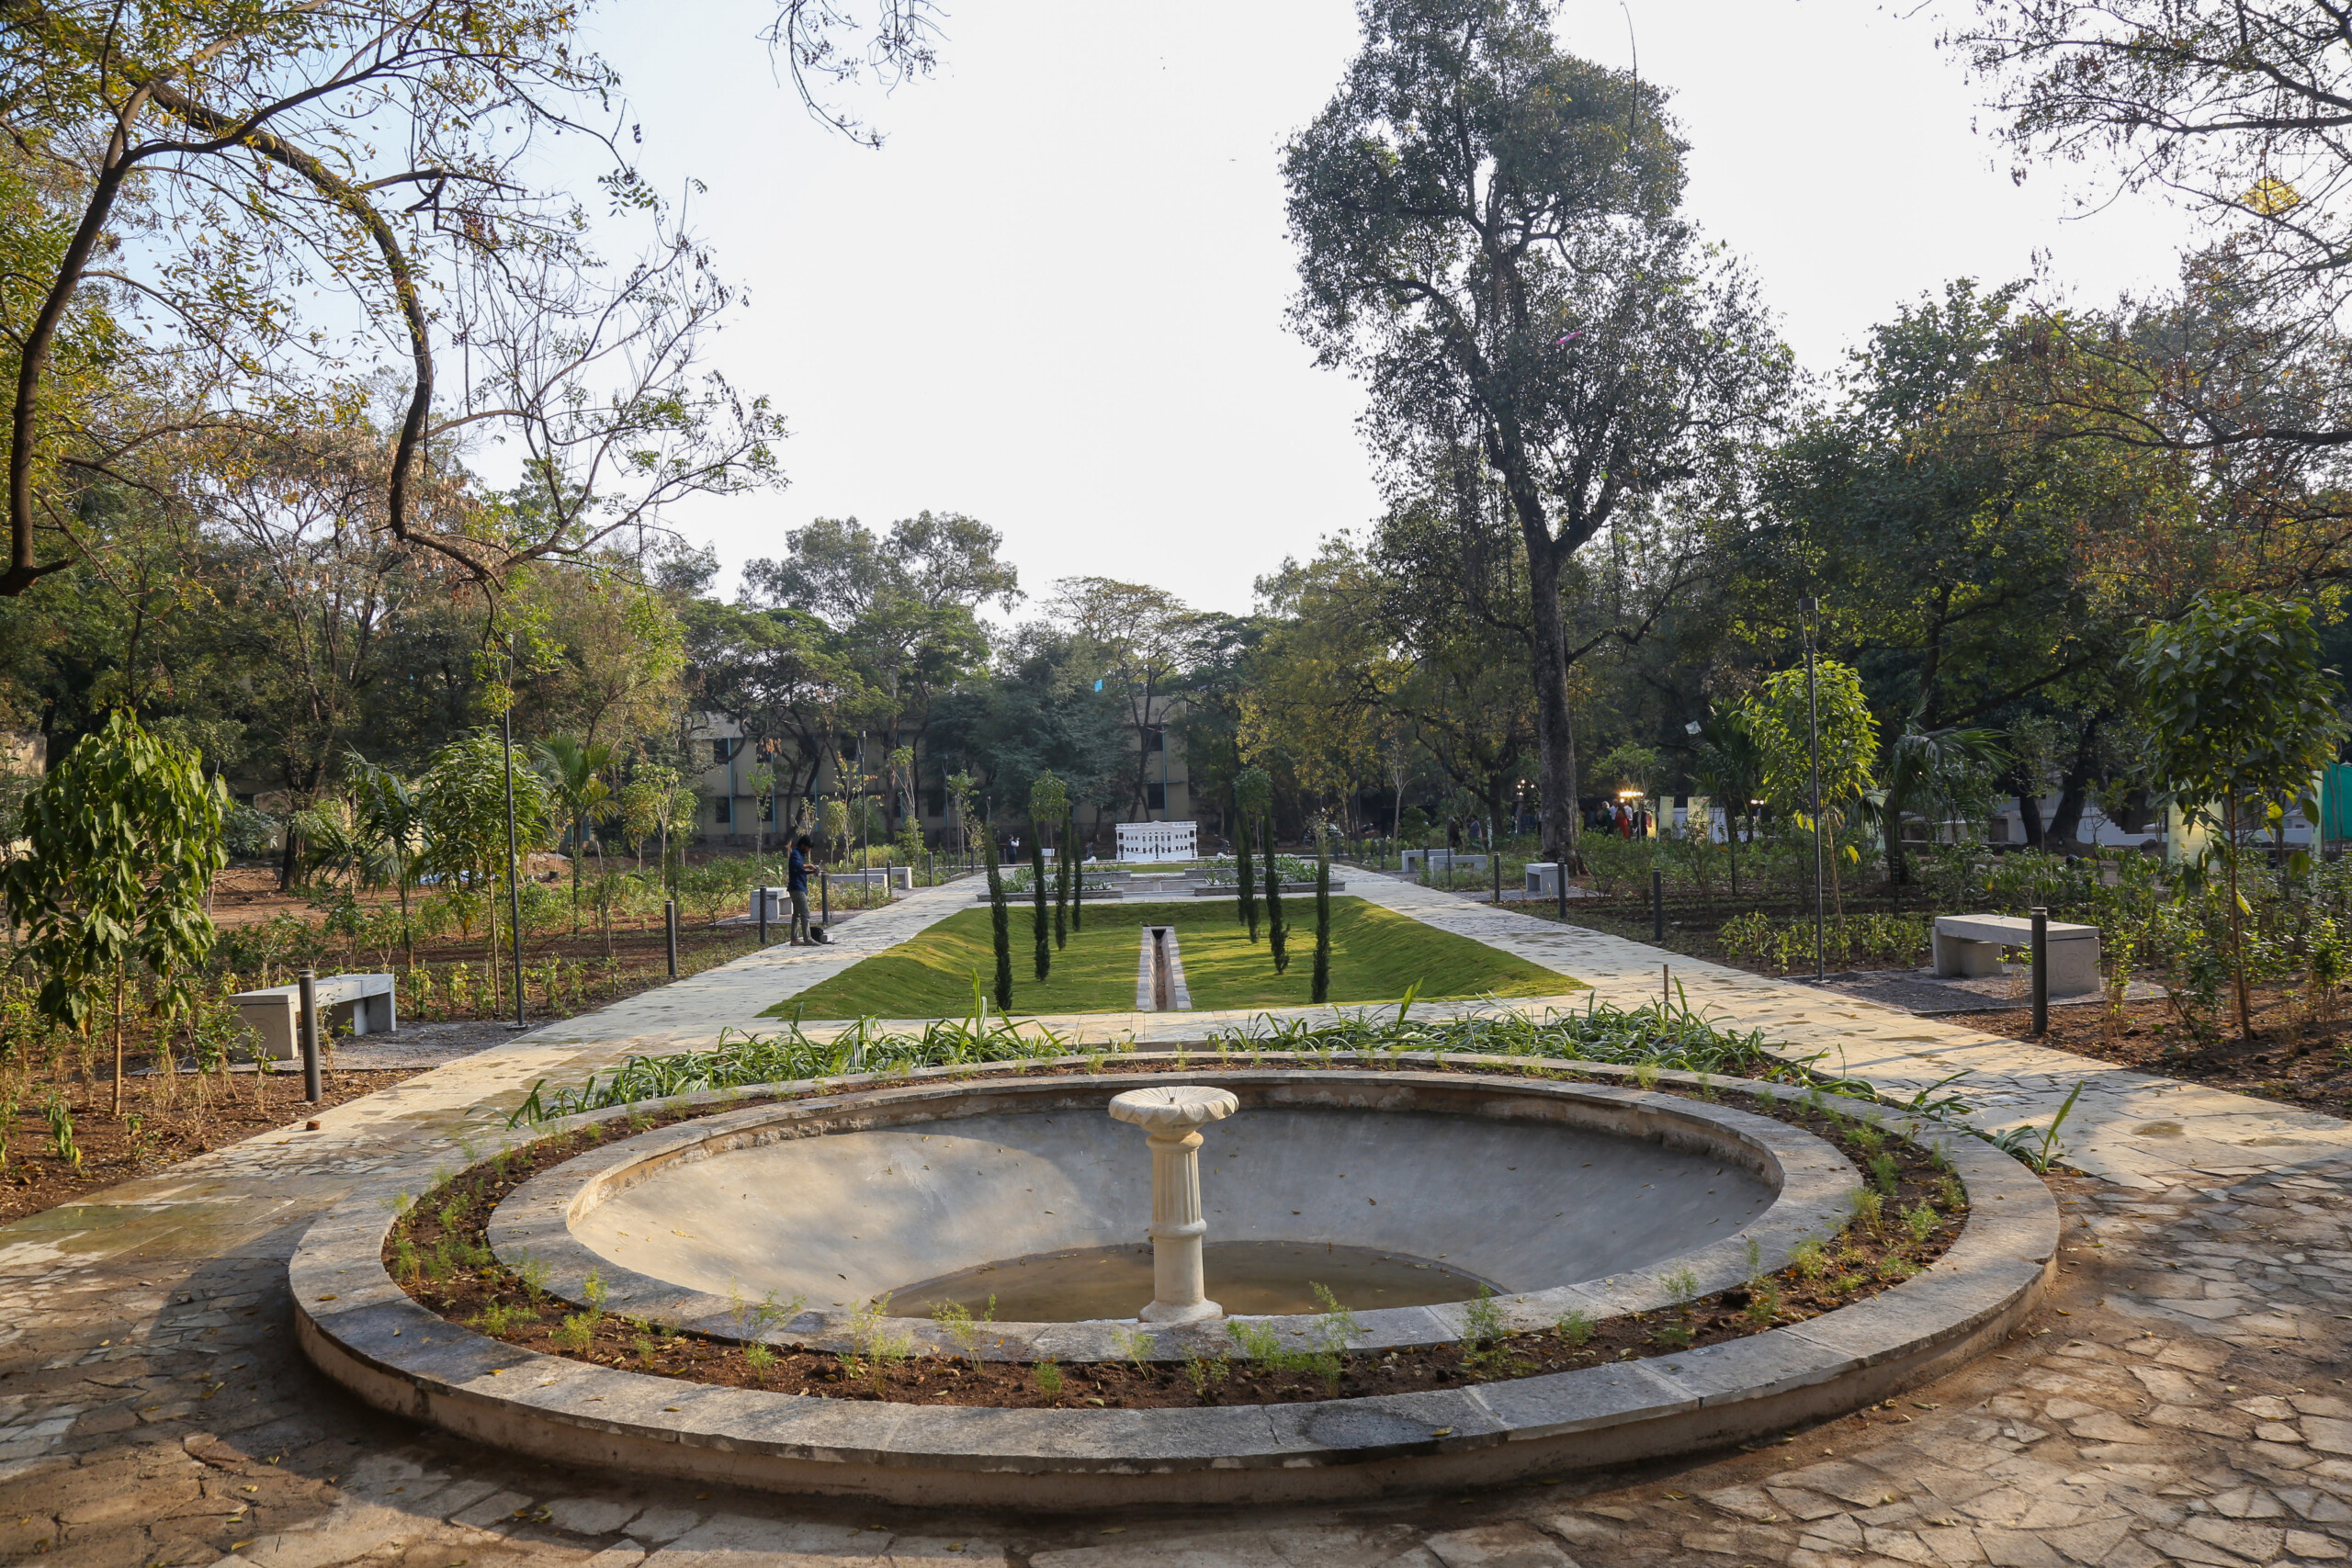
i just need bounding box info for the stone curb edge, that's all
[289,1052,2056,1507]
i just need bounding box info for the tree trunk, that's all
[110,962,126,1119]
[2045,722,2098,851]
[2229,788,2253,1038]
[2016,791,2046,849]
[1523,544,1582,873]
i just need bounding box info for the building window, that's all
[1147,783,1168,811]
[711,738,732,764]
[714,795,732,826]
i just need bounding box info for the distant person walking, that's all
[787,834,813,944]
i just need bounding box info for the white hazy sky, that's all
[574,0,2193,615]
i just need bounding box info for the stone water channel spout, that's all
[1107,1085,1239,1323]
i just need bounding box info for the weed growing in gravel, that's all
[1184,1350,1229,1400]
[1228,1288,1359,1393]
[1662,1267,1701,1309]
[1111,1325,1156,1367]
[1869,1152,1901,1195]
[1790,1237,1826,1280]
[1035,1359,1063,1396]
[931,1296,996,1368]
[1903,1201,1940,1243]
[552,1314,594,1352]
[1849,1188,1883,1232]
[1556,1308,1595,1348]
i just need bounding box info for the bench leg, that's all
[1934,933,2005,978]
[2049,942,2102,998]
[240,1002,298,1062]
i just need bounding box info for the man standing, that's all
[787,833,813,944]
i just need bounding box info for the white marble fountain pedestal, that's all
[1107,1084,1240,1324]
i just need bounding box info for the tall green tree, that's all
[1311,829,1332,1004]
[535,738,616,935]
[2,710,227,1114]
[983,826,1012,1011]
[1235,765,1272,942]
[1283,0,1788,871]
[1745,660,1880,916]
[2130,591,2346,1038]
[1264,814,1289,976]
[419,731,553,1007]
[1030,830,1051,983]
[345,754,424,966]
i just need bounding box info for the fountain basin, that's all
[291,1059,2057,1509]
[548,1096,1780,1329]
[488,1072,1830,1356]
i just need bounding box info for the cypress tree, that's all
[1238,816,1260,942]
[1031,828,1051,980]
[984,827,1012,1010]
[1053,817,1069,950]
[1265,816,1288,975]
[1067,808,1083,932]
[1311,829,1332,1003]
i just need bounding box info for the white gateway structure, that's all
[1116,820,1198,863]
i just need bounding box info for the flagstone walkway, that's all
[5,873,2352,1565]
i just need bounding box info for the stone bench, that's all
[1932,914,2101,996]
[231,973,397,1061]
[1400,850,1488,875]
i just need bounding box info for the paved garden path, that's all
[793,874,2352,1194]
[6,874,2352,1565]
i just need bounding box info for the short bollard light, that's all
[1108,1085,1239,1324]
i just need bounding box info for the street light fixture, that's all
[1802,596,1825,980]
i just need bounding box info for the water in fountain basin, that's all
[887,1239,1495,1322]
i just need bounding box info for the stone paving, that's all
[6,874,2352,1565]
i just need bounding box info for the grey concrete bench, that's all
[231,973,397,1061]
[1932,914,2101,996]
[1401,850,1488,875]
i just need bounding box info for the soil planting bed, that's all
[384,1059,1967,1410]
[0,1068,421,1224]
[1959,983,2352,1119]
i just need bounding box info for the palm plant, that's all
[1690,709,1764,899]
[346,754,424,967]
[536,737,616,934]
[1872,722,2004,903]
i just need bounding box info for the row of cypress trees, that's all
[978,778,1333,1012]
[1232,765,1333,1002]
[982,802,1087,1010]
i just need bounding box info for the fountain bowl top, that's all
[1109,1083,1239,1130]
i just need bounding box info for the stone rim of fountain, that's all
[476,1069,1862,1359]
[288,1054,2056,1508]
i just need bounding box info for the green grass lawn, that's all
[764,897,1582,1020]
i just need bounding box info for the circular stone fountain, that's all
[291,1060,2057,1509]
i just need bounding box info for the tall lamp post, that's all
[1802,596,1825,980]
[501,632,526,1029]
